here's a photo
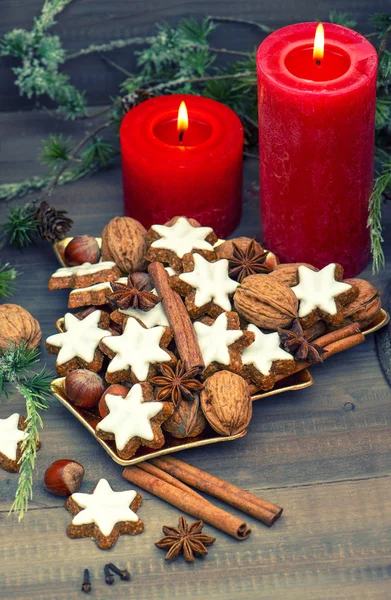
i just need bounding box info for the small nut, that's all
[64,370,105,409]
[200,371,252,436]
[64,235,100,266]
[130,271,154,291]
[99,384,129,418]
[268,263,317,287]
[44,459,84,496]
[101,216,147,273]
[234,274,298,329]
[162,394,207,439]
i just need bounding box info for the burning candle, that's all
[257,23,378,276]
[120,94,244,238]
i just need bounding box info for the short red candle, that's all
[257,23,377,276]
[120,94,243,237]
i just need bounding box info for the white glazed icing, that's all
[119,288,169,328]
[69,281,112,295]
[179,254,239,310]
[46,311,111,365]
[151,217,214,258]
[71,478,139,536]
[0,413,27,461]
[52,261,117,277]
[193,313,242,367]
[97,384,163,449]
[103,318,171,380]
[241,324,294,375]
[292,264,352,318]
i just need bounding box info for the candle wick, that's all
[178,129,185,143]
[315,59,321,66]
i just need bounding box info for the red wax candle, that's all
[256,23,377,276]
[120,94,243,238]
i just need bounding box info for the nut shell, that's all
[234,274,298,329]
[267,263,317,287]
[0,304,41,352]
[44,459,85,496]
[342,278,381,328]
[200,371,252,436]
[101,216,147,273]
[162,394,207,439]
[64,235,100,266]
[64,370,105,409]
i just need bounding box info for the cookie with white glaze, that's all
[65,478,144,549]
[0,414,37,473]
[171,253,239,319]
[68,281,114,308]
[291,263,358,328]
[146,216,218,272]
[99,317,175,383]
[48,261,121,290]
[96,383,174,459]
[194,312,255,379]
[240,324,296,390]
[46,310,112,376]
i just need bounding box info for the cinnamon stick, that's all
[137,462,203,501]
[148,262,204,371]
[303,320,326,341]
[122,466,251,540]
[314,323,361,348]
[151,456,282,526]
[322,332,364,358]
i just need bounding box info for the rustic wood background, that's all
[0,2,391,599]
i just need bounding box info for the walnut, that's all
[200,371,252,436]
[342,278,381,328]
[234,274,298,329]
[162,394,207,439]
[0,304,41,352]
[267,263,317,287]
[101,216,147,273]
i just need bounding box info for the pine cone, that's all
[35,201,73,243]
[122,89,154,114]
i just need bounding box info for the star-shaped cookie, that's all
[291,263,358,328]
[241,324,296,390]
[0,413,31,473]
[96,383,174,458]
[46,310,112,375]
[194,312,255,379]
[111,286,170,329]
[49,261,121,290]
[172,253,239,318]
[100,317,175,383]
[146,216,218,271]
[65,478,144,549]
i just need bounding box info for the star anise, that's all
[150,361,203,406]
[108,274,160,311]
[228,239,271,283]
[278,319,327,363]
[155,516,216,562]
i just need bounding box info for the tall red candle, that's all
[120,94,243,238]
[256,23,377,277]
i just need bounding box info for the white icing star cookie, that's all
[52,261,117,278]
[241,325,294,376]
[292,264,352,318]
[101,318,173,382]
[49,261,121,290]
[194,313,242,368]
[118,287,169,328]
[65,478,144,548]
[151,217,214,258]
[0,413,27,462]
[179,254,239,314]
[46,311,111,369]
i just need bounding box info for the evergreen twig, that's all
[207,15,274,33]
[0,263,20,297]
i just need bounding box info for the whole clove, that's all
[81,569,91,593]
[104,564,114,585]
[108,562,131,581]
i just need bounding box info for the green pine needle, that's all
[329,11,357,29]
[368,161,391,272]
[2,204,38,247]
[0,263,20,297]
[41,134,73,167]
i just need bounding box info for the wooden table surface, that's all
[0,109,391,600]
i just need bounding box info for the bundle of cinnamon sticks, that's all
[123,456,282,540]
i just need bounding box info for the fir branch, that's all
[67,36,147,60]
[2,204,38,247]
[207,15,274,34]
[41,134,73,167]
[329,11,357,28]
[368,161,391,272]
[0,263,20,297]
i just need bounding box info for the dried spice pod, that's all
[101,216,147,273]
[162,393,207,439]
[234,274,298,330]
[0,304,41,352]
[64,235,101,266]
[341,278,381,328]
[215,237,265,260]
[200,371,252,436]
[267,263,317,287]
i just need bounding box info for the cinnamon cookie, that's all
[96,383,174,459]
[0,414,34,473]
[65,478,144,549]
[48,261,121,290]
[68,281,113,309]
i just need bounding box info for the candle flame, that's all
[177,101,188,140]
[313,23,324,61]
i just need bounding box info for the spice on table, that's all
[155,516,216,562]
[81,568,91,594]
[150,361,203,406]
[108,273,160,311]
[278,319,327,363]
[108,563,131,581]
[228,239,271,283]
[104,564,114,585]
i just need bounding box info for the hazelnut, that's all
[99,384,129,418]
[44,459,84,496]
[65,370,105,409]
[131,271,154,291]
[64,235,100,266]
